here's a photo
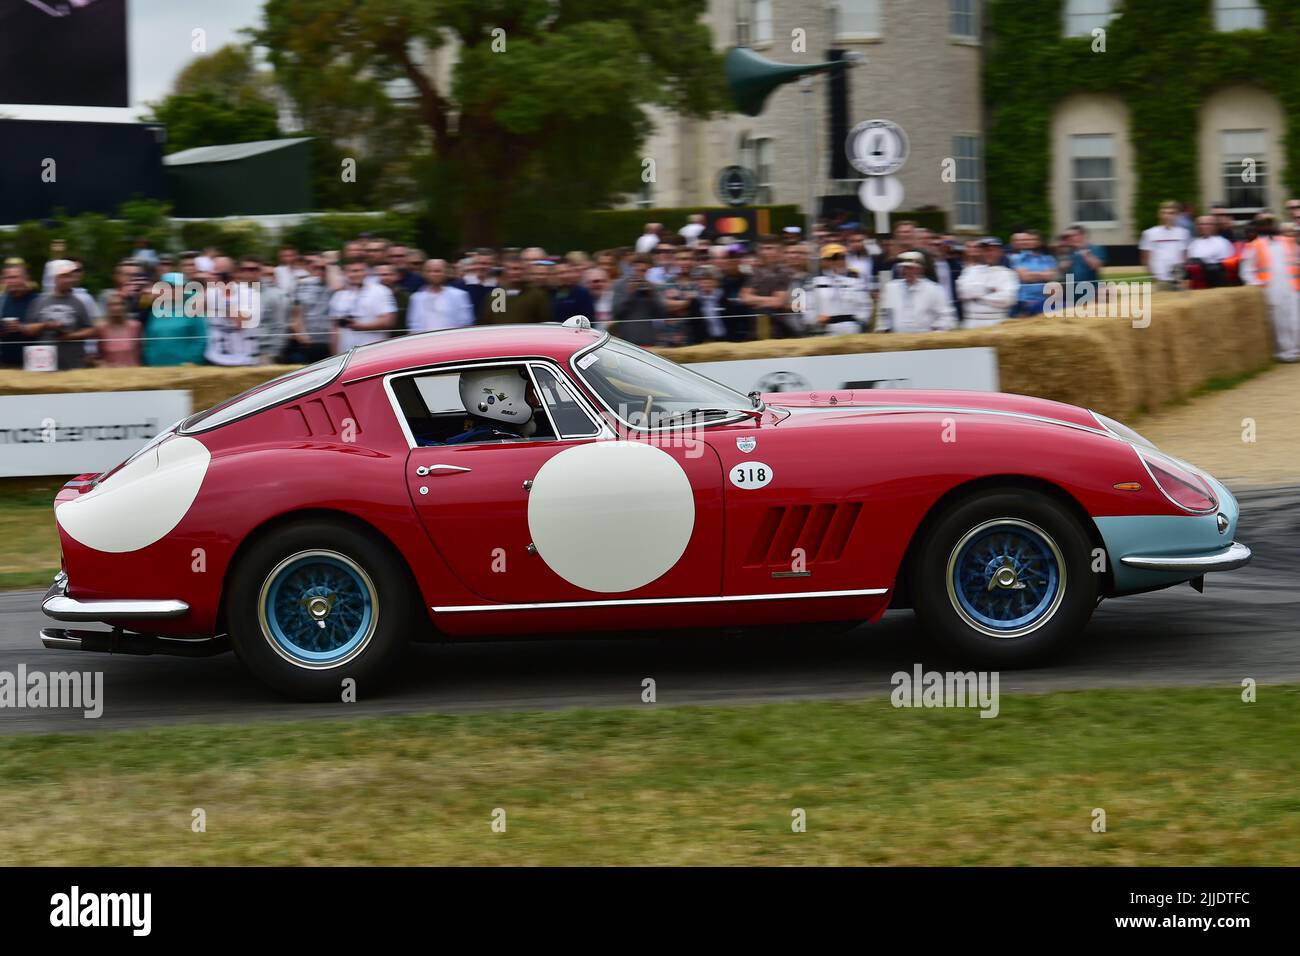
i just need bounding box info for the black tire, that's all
[226,518,416,700]
[909,488,1097,667]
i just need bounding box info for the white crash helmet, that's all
[458,367,535,427]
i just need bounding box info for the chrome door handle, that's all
[416,464,472,476]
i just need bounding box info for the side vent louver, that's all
[284,391,360,438]
[743,502,862,568]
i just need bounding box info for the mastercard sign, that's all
[715,216,751,235]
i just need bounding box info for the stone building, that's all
[638,0,1292,247]
[637,0,987,231]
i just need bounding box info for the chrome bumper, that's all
[40,572,191,623]
[1119,541,1252,573]
[40,626,228,658]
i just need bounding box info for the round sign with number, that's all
[846,119,910,177]
[730,461,773,490]
[716,165,758,207]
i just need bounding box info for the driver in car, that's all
[444,367,542,444]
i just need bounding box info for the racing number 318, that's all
[730,463,774,490]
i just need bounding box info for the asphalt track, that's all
[1,486,1296,734]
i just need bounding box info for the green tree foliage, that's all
[984,0,1300,236]
[145,44,283,154]
[148,90,283,154]
[255,0,727,245]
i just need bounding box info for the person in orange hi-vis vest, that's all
[1239,213,1300,362]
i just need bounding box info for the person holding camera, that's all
[328,257,397,354]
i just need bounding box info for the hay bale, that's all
[0,365,296,413]
[0,288,1273,423]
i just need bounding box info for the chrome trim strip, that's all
[523,362,561,440]
[1120,541,1251,573]
[432,587,888,613]
[42,594,191,622]
[777,403,1119,438]
[526,361,604,440]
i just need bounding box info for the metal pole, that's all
[801,74,818,276]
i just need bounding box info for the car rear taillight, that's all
[1140,450,1217,514]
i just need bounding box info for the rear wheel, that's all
[227,519,414,700]
[910,489,1097,666]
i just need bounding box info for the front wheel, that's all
[227,519,415,700]
[910,489,1098,666]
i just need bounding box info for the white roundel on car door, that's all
[527,441,695,593]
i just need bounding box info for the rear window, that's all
[180,352,349,434]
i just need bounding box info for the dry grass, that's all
[1135,361,1300,486]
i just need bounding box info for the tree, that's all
[255,0,726,245]
[149,90,283,154]
[146,44,284,154]
[171,43,272,102]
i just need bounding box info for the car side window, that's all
[393,365,558,446]
[530,365,602,439]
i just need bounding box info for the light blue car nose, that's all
[1094,475,1249,594]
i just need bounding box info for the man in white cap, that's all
[805,243,870,335]
[877,251,955,333]
[24,259,96,368]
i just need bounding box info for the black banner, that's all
[0,0,128,108]
[0,867,1287,940]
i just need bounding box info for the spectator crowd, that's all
[4,199,1299,370]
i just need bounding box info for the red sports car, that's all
[40,321,1251,698]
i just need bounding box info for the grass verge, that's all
[0,485,60,591]
[0,684,1295,865]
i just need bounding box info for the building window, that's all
[837,0,882,38]
[1214,0,1264,31]
[1070,133,1117,223]
[1221,129,1268,213]
[740,134,774,204]
[952,134,984,229]
[736,1,773,46]
[735,1,751,45]
[950,0,979,40]
[743,135,769,204]
[752,0,773,44]
[1062,0,1115,38]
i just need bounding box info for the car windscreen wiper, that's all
[655,407,763,427]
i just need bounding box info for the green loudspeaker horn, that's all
[724,46,849,117]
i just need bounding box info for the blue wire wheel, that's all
[257,550,379,668]
[944,519,1066,638]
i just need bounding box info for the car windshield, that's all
[180,352,349,433]
[574,336,752,428]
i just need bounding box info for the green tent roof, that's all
[163,137,313,166]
